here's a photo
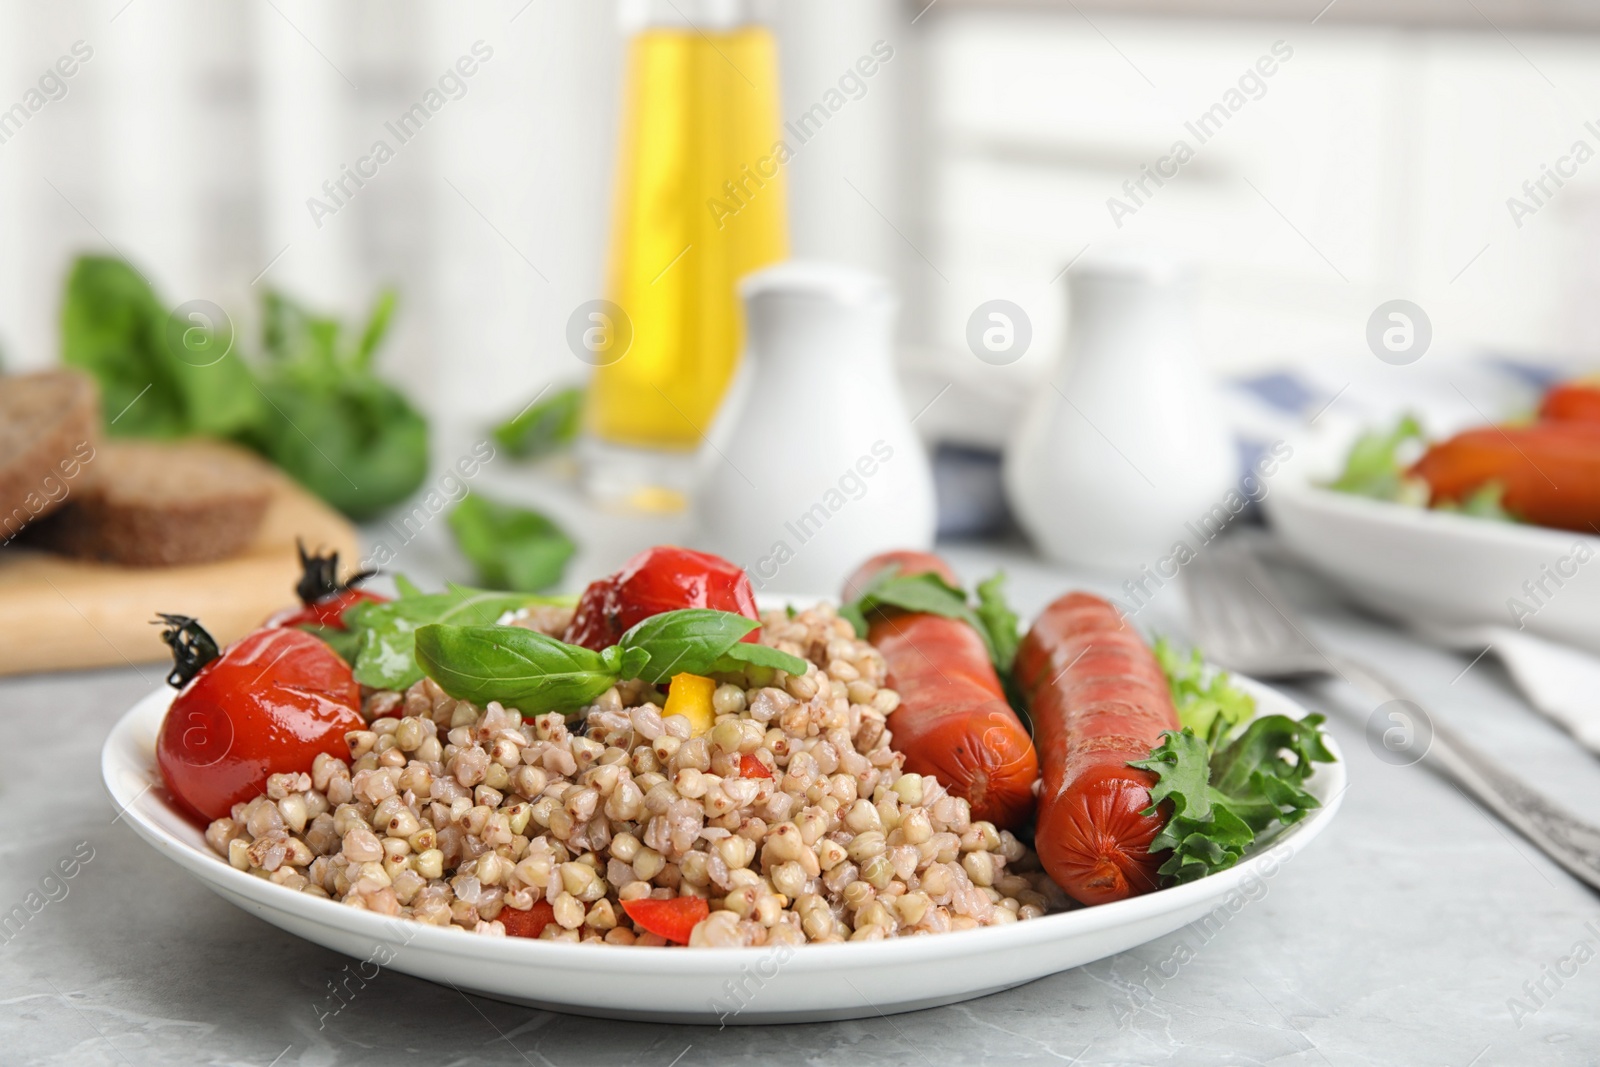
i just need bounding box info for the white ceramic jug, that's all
[1003,251,1236,571]
[698,261,936,593]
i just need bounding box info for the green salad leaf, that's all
[343,581,570,691]
[841,563,1026,714]
[1154,637,1256,744]
[1131,713,1336,885]
[1327,413,1427,502]
[447,493,575,593]
[493,385,584,460]
[1130,641,1337,884]
[1433,481,1516,522]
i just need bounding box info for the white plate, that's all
[1264,478,1600,654]
[103,680,1344,1025]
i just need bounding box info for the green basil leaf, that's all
[414,624,615,717]
[974,571,1021,675]
[617,646,652,681]
[354,288,397,371]
[447,493,575,593]
[493,385,584,460]
[863,571,971,617]
[838,600,868,639]
[236,287,430,520]
[711,642,808,676]
[61,255,261,439]
[618,608,759,684]
[344,584,569,691]
[240,371,429,521]
[842,567,1002,667]
[298,623,363,664]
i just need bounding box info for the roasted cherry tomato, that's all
[265,542,385,631]
[155,615,364,823]
[621,896,709,945]
[565,546,759,651]
[500,899,557,939]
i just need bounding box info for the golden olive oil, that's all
[588,23,788,457]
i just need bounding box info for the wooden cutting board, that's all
[0,474,359,676]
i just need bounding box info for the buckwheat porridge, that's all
[204,603,1069,947]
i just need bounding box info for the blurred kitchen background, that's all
[4,0,1599,582]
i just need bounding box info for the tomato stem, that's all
[154,613,220,688]
[295,538,375,606]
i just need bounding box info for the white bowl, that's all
[1264,479,1600,653]
[103,680,1344,1024]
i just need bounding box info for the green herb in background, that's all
[447,493,576,593]
[1326,413,1427,502]
[493,385,584,460]
[342,580,572,691]
[62,256,261,438]
[239,288,430,520]
[59,254,431,521]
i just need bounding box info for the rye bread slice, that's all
[27,439,275,566]
[0,369,99,543]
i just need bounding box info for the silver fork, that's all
[1181,534,1600,893]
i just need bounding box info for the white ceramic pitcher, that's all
[1003,251,1236,571]
[698,261,936,592]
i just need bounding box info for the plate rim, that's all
[103,674,1347,973]
[1269,475,1600,552]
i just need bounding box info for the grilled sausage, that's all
[844,551,1038,831]
[1016,592,1179,905]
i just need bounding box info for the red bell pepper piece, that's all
[500,899,557,939]
[621,896,709,945]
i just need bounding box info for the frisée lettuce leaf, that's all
[1154,637,1255,744]
[1133,646,1337,885]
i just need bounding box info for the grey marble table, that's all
[4,540,1598,1066]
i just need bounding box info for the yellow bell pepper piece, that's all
[663,672,717,736]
